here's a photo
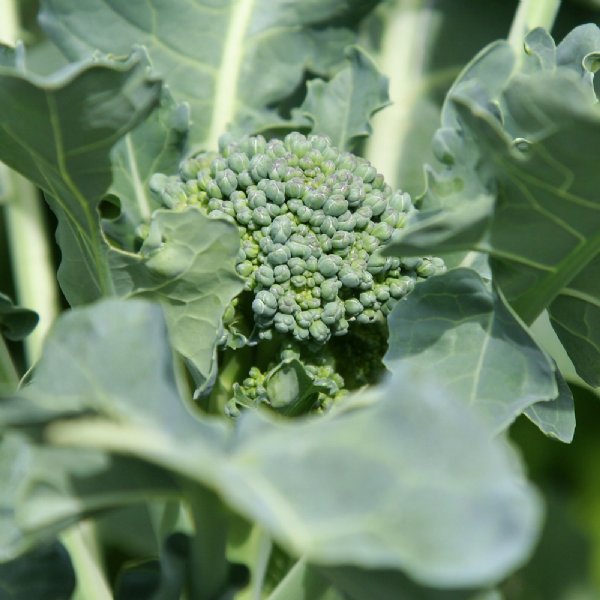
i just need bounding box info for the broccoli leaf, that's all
[0,293,38,341]
[385,268,570,437]
[321,565,500,600]
[524,370,576,443]
[386,25,600,388]
[108,207,243,388]
[0,434,179,561]
[0,49,161,305]
[4,298,541,588]
[39,0,377,151]
[0,539,75,600]
[294,46,389,152]
[104,89,190,251]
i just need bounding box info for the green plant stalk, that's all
[0,0,17,43]
[186,483,230,599]
[1,4,103,597]
[229,520,272,600]
[61,523,112,600]
[0,336,18,389]
[364,0,440,190]
[0,4,60,366]
[508,0,562,50]
[266,559,337,600]
[207,344,251,414]
[3,171,60,364]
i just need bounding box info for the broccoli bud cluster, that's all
[226,344,346,418]
[150,133,444,344]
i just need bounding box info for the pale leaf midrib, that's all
[125,134,150,220]
[207,0,255,150]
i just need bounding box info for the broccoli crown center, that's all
[150,132,444,343]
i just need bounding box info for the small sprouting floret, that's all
[150,133,445,344]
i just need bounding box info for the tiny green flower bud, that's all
[372,221,393,242]
[320,216,337,237]
[274,264,291,283]
[270,215,293,244]
[344,298,363,316]
[267,245,292,266]
[253,206,272,227]
[259,179,286,205]
[359,290,377,307]
[291,275,307,288]
[252,290,278,317]
[228,152,249,173]
[339,267,361,288]
[308,319,329,342]
[256,265,275,287]
[249,154,273,180]
[210,157,228,175]
[285,178,305,199]
[323,194,348,217]
[321,301,344,326]
[320,278,341,301]
[354,205,373,229]
[317,255,342,278]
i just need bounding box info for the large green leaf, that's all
[294,46,389,152]
[0,541,75,600]
[0,49,161,305]
[0,434,180,560]
[321,565,500,600]
[0,293,38,341]
[104,89,190,250]
[386,26,600,388]
[384,268,571,439]
[524,369,576,443]
[362,0,519,196]
[39,0,379,151]
[108,207,243,387]
[5,299,541,588]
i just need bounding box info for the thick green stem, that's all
[364,0,439,190]
[508,0,562,50]
[229,518,272,600]
[207,345,251,414]
[60,523,112,600]
[186,484,230,599]
[266,559,337,600]
[0,8,60,367]
[0,336,18,390]
[3,172,60,364]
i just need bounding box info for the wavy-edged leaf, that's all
[108,207,243,388]
[453,67,600,386]
[524,370,575,443]
[0,49,161,305]
[8,299,541,588]
[39,0,379,150]
[104,89,190,250]
[384,268,564,434]
[386,26,600,388]
[0,293,38,341]
[0,540,75,600]
[294,46,389,151]
[322,565,500,600]
[0,439,179,561]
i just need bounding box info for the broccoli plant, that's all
[150,132,443,415]
[0,1,599,599]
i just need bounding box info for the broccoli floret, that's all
[149,133,445,416]
[150,133,445,345]
[224,342,347,418]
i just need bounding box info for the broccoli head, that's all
[150,132,444,346]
